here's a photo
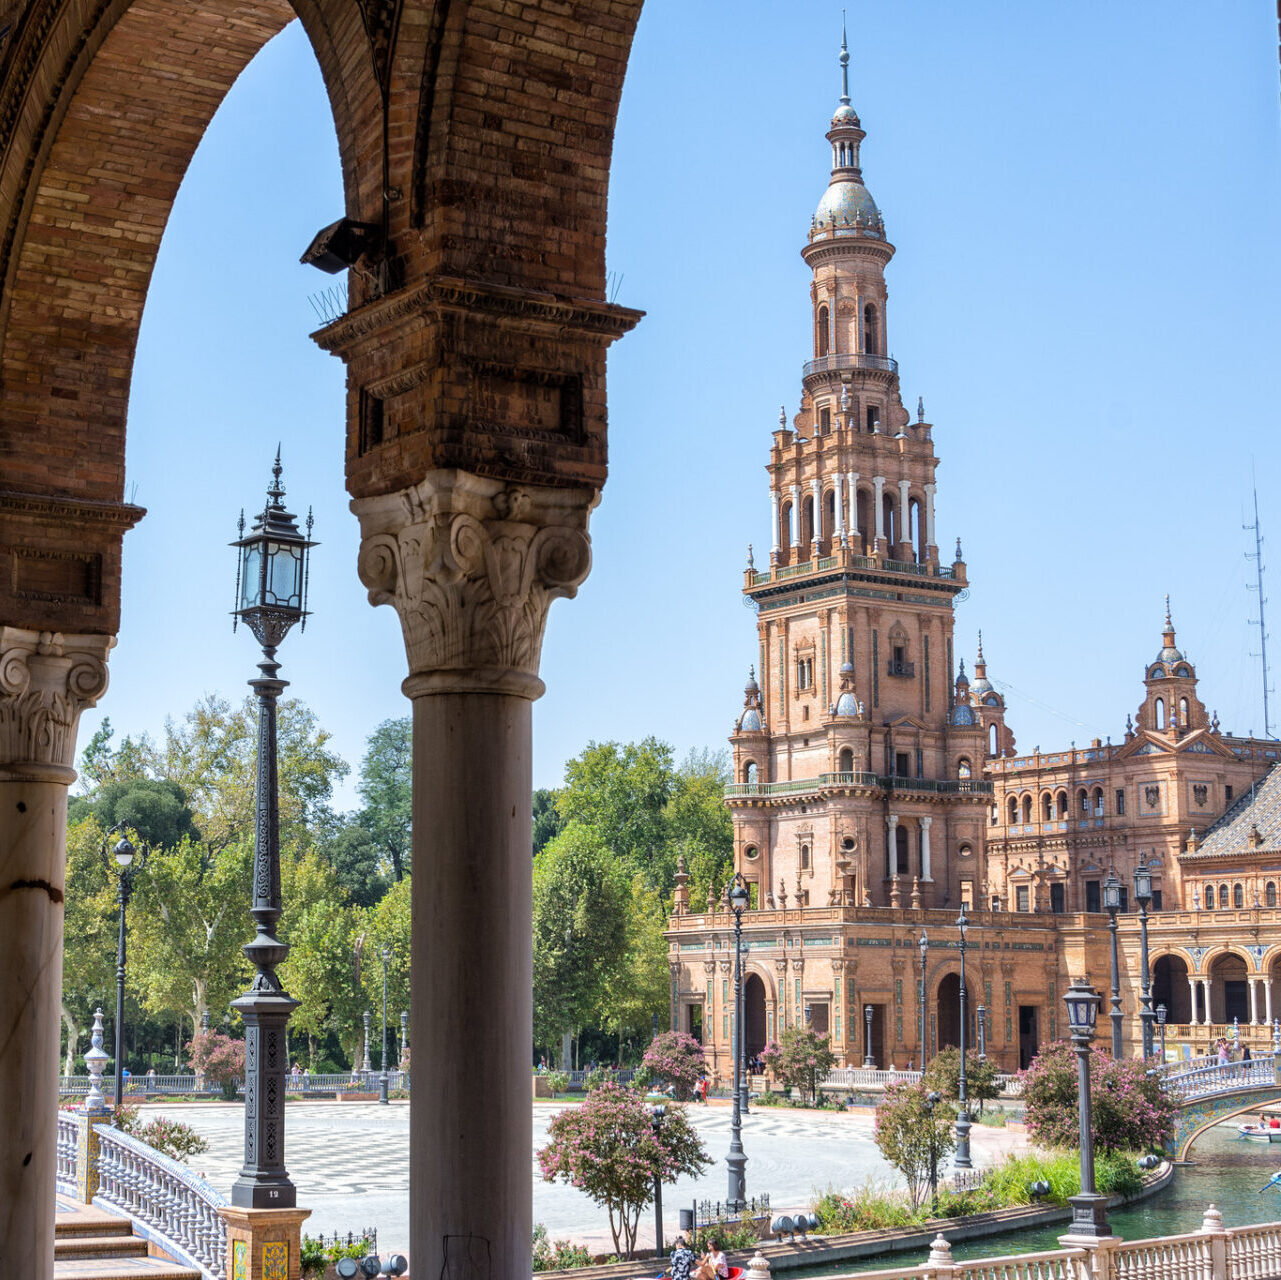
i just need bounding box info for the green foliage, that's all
[923,1047,1002,1113]
[811,1184,922,1233]
[532,790,564,858]
[546,1070,570,1097]
[873,1082,957,1208]
[1020,1040,1177,1153]
[760,1026,836,1103]
[933,1183,1003,1217]
[537,1083,710,1257]
[641,1031,706,1101]
[356,717,411,881]
[691,1216,761,1252]
[318,824,389,908]
[532,1224,593,1271]
[596,880,671,1046]
[978,1148,1144,1206]
[114,1108,209,1163]
[360,876,411,1060]
[68,777,200,849]
[532,823,630,1052]
[583,1066,608,1092]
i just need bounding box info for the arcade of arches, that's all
[0,3,645,1277]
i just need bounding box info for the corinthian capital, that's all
[0,628,114,778]
[353,470,596,698]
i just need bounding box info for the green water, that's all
[787,1123,1281,1277]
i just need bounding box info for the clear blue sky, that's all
[81,1,1281,809]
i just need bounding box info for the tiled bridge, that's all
[1157,1055,1281,1162]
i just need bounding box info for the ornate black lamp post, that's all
[106,829,142,1107]
[726,874,750,1208]
[918,930,929,1072]
[1134,858,1155,1060]
[1156,1003,1167,1062]
[1103,869,1124,1059]
[954,907,972,1168]
[863,1003,874,1068]
[1063,981,1110,1238]
[649,1103,666,1259]
[379,945,391,1105]
[229,451,315,1209]
[977,1005,987,1062]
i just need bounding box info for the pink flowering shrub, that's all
[640,1031,705,1101]
[760,1027,835,1103]
[537,1081,709,1256]
[186,1031,245,1100]
[1019,1039,1176,1153]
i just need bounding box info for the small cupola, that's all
[736,666,765,733]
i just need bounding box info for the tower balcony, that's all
[724,773,993,801]
[802,351,898,379]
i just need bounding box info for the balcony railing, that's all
[751,553,954,587]
[726,773,993,799]
[801,352,898,378]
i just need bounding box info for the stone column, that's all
[885,812,899,882]
[353,471,594,1280]
[923,483,937,550]
[1250,978,1260,1026]
[847,472,859,544]
[789,485,801,548]
[1266,979,1274,1026]
[1202,977,1212,1026]
[810,477,821,553]
[1188,977,1200,1026]
[897,479,910,556]
[834,474,846,545]
[0,628,113,1278]
[919,816,933,883]
[873,476,885,549]
[770,490,780,556]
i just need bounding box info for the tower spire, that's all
[839,12,851,106]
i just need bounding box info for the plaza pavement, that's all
[146,1100,1026,1256]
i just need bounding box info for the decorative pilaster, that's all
[0,628,113,1279]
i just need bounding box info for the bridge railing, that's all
[56,1112,78,1196]
[818,1067,1023,1097]
[1159,1055,1280,1100]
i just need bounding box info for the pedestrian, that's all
[1244,1044,1254,1063]
[1218,1039,1231,1067]
[669,1235,696,1280]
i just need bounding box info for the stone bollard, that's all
[745,1250,771,1279]
[75,1008,114,1202]
[1202,1204,1228,1279]
[926,1234,954,1278]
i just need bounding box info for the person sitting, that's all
[669,1236,696,1280]
[701,1238,729,1279]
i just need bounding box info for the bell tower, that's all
[731,27,989,913]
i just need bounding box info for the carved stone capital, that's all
[0,628,113,779]
[353,469,596,698]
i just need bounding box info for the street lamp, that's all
[863,1003,875,1068]
[954,907,972,1169]
[228,451,315,1209]
[977,1005,987,1062]
[1103,869,1123,1059]
[107,830,140,1108]
[918,931,929,1072]
[379,946,391,1105]
[1156,1004,1167,1062]
[1134,858,1155,1060]
[649,1103,667,1259]
[922,1090,942,1215]
[726,874,750,1208]
[1063,981,1110,1238]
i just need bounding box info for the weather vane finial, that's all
[839,11,851,106]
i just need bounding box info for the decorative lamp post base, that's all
[1062,1192,1112,1241]
[726,1146,747,1211]
[218,1205,311,1280]
[954,1111,972,1169]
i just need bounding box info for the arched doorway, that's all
[744,973,767,1063]
[1152,954,1191,1025]
[1210,953,1249,1024]
[937,972,960,1050]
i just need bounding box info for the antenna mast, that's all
[1245,481,1273,738]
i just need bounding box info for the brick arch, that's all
[0,0,372,509]
[1197,944,1254,977]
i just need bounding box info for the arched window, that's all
[743,760,758,785]
[817,305,830,357]
[1155,698,1166,729]
[1041,792,1053,822]
[1204,885,1215,910]
[883,491,896,547]
[1007,795,1018,824]
[1022,794,1032,824]
[895,824,909,875]
[1269,882,1277,908]
[1092,787,1104,817]
[800,843,811,870]
[780,500,793,548]
[1220,884,1230,909]
[823,488,836,541]
[989,724,999,756]
[958,758,972,779]
[1078,788,1089,816]
[838,746,854,774]
[1234,883,1244,908]
[1179,697,1189,725]
[1056,791,1068,819]
[863,303,879,354]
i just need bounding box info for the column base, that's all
[1060,1193,1112,1242]
[218,1206,310,1280]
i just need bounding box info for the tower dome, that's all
[970,631,994,695]
[737,666,765,732]
[1154,596,1185,665]
[833,662,860,716]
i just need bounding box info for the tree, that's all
[532,788,563,857]
[1020,1039,1176,1154]
[187,1031,246,1100]
[597,882,672,1057]
[318,822,389,907]
[873,1081,957,1208]
[537,1083,710,1256]
[360,876,412,1067]
[68,777,200,849]
[532,823,630,1058]
[640,1031,705,1101]
[923,1047,1002,1115]
[761,1026,836,1103]
[556,739,674,887]
[356,717,411,881]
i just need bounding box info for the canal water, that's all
[788,1122,1281,1276]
